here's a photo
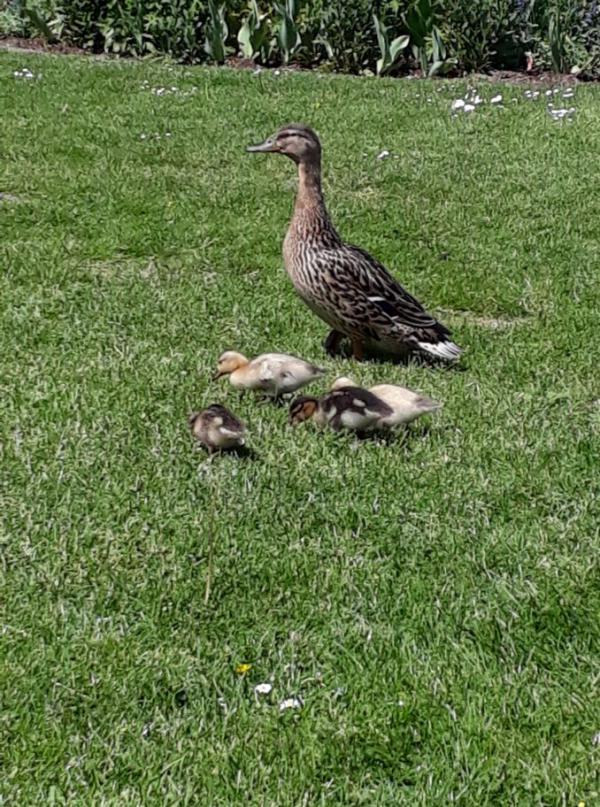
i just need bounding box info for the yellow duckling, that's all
[331,376,442,427]
[189,404,246,454]
[289,387,393,433]
[214,351,325,399]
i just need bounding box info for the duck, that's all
[213,350,325,399]
[331,376,442,427]
[189,404,246,454]
[247,124,461,363]
[289,386,393,433]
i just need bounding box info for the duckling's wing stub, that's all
[206,404,245,433]
[335,387,394,417]
[324,387,393,431]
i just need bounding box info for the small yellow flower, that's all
[578,801,585,807]
[235,663,252,675]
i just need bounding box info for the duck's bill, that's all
[246,138,277,153]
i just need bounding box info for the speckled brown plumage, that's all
[248,124,462,362]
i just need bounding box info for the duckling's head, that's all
[331,376,357,391]
[213,351,248,380]
[246,124,321,165]
[289,395,319,425]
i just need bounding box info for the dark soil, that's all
[0,35,88,55]
[0,35,584,85]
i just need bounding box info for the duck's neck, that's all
[295,159,325,212]
[291,158,340,245]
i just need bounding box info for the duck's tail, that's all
[417,339,462,362]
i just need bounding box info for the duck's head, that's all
[289,395,319,425]
[213,351,248,380]
[246,124,321,165]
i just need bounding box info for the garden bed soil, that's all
[0,35,583,86]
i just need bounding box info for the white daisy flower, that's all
[279,696,302,711]
[254,683,273,695]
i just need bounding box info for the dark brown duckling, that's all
[189,404,246,454]
[289,386,393,433]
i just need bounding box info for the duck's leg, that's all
[324,329,344,357]
[351,338,364,362]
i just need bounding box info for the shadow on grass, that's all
[193,445,260,462]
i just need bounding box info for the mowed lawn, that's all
[1,50,599,804]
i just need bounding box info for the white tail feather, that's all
[418,340,462,361]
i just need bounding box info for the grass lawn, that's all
[1,51,599,804]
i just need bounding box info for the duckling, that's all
[247,124,461,362]
[331,376,442,427]
[189,404,246,454]
[214,350,325,399]
[289,387,393,433]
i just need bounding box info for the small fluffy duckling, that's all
[189,404,246,454]
[331,376,441,427]
[289,387,393,433]
[214,351,325,399]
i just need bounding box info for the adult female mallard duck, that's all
[247,124,461,363]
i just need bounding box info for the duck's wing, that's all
[259,358,323,389]
[206,404,245,435]
[314,245,461,360]
[258,354,325,374]
[324,387,393,430]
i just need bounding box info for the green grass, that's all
[1,52,599,805]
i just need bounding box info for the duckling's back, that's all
[370,384,441,426]
[322,387,393,432]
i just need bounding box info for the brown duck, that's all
[189,404,246,454]
[247,124,461,362]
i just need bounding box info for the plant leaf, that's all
[389,34,409,61]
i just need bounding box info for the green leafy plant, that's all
[373,12,409,75]
[548,4,567,71]
[274,0,300,63]
[312,0,379,73]
[204,0,228,63]
[238,0,271,61]
[404,0,447,76]
[15,0,64,41]
[6,0,600,79]
[0,0,25,35]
